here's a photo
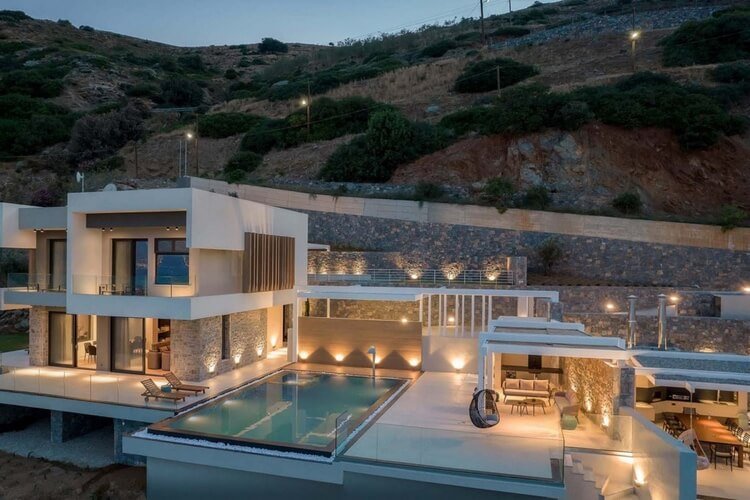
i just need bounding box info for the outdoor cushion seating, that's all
[165,372,209,395]
[141,378,186,403]
[502,378,552,402]
[554,390,580,423]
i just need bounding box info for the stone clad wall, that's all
[565,313,750,355]
[306,211,748,288]
[563,358,619,416]
[171,309,267,381]
[28,306,49,366]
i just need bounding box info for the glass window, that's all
[155,239,189,285]
[49,312,74,366]
[112,317,145,373]
[112,239,147,295]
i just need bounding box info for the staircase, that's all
[564,452,639,500]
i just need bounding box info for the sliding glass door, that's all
[112,239,148,295]
[111,317,145,373]
[49,312,74,367]
[48,239,66,291]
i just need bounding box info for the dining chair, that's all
[712,444,734,471]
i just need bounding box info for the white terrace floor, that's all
[0,349,290,411]
[346,372,566,481]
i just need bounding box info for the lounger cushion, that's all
[534,380,549,391]
[520,379,535,391]
[504,379,520,389]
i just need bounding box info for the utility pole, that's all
[630,31,640,73]
[508,0,513,25]
[194,135,199,177]
[480,0,486,45]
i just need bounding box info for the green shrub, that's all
[240,118,285,154]
[125,82,160,98]
[250,58,267,65]
[521,185,551,210]
[454,58,538,93]
[718,205,748,232]
[0,10,30,23]
[660,10,750,67]
[258,38,288,54]
[438,107,491,136]
[319,109,448,183]
[159,78,204,107]
[612,191,642,215]
[0,41,31,54]
[177,54,205,73]
[224,151,263,183]
[492,27,531,38]
[197,113,264,138]
[0,94,75,155]
[554,100,593,131]
[710,62,750,84]
[68,103,147,161]
[537,238,563,275]
[413,182,445,201]
[454,32,480,43]
[224,68,238,79]
[481,177,514,208]
[420,39,457,58]
[0,68,65,97]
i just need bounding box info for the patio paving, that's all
[345,372,565,481]
[697,462,750,499]
[0,348,290,411]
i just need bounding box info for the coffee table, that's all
[510,400,529,416]
[524,398,547,415]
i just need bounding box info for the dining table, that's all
[673,413,744,468]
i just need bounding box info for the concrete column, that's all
[114,419,149,465]
[50,410,108,444]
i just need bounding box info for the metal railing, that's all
[308,269,515,287]
[6,273,66,292]
[71,274,195,298]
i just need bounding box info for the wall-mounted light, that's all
[487,274,497,282]
[270,337,277,349]
[207,363,217,374]
[633,467,646,487]
[410,273,420,280]
[233,354,241,365]
[299,351,309,360]
[256,346,264,356]
[605,302,615,311]
[109,227,113,232]
[451,357,466,371]
[602,413,610,428]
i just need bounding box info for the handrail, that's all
[308,268,515,288]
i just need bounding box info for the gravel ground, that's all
[0,417,115,468]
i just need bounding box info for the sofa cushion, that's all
[505,379,519,389]
[520,379,535,391]
[534,380,549,392]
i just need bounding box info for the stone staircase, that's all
[564,452,638,500]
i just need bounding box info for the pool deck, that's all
[345,372,565,482]
[0,349,291,418]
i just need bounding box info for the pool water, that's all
[150,370,405,455]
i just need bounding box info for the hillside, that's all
[0,1,748,225]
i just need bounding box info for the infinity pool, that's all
[150,370,406,456]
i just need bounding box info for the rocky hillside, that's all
[0,1,748,224]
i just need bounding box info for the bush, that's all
[660,10,750,67]
[0,10,30,23]
[30,187,63,207]
[481,177,514,208]
[159,78,204,107]
[319,109,448,182]
[0,68,66,97]
[438,107,491,136]
[239,118,285,154]
[454,57,538,93]
[420,39,457,58]
[710,62,750,84]
[521,185,551,210]
[197,113,265,138]
[224,68,238,79]
[537,238,563,275]
[454,32,480,43]
[492,27,531,38]
[718,205,747,232]
[612,191,642,215]
[125,82,160,98]
[554,100,593,131]
[0,94,75,155]
[224,151,263,183]
[177,54,205,73]
[413,182,445,202]
[258,38,288,54]
[68,103,147,161]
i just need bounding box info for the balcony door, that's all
[111,317,145,373]
[48,239,66,291]
[49,312,74,367]
[112,239,148,295]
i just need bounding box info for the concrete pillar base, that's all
[50,410,108,444]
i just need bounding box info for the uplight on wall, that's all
[605,302,615,311]
[409,358,420,367]
[448,316,455,324]
[669,294,679,303]
[299,351,309,360]
[334,353,344,363]
[270,337,277,349]
[742,286,750,294]
[451,357,466,371]
[233,354,242,365]
[256,346,264,356]
[602,413,610,428]
[400,317,408,324]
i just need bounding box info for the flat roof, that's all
[633,353,750,374]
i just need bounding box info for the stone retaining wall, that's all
[565,313,750,355]
[306,211,748,288]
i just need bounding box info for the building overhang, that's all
[299,285,559,302]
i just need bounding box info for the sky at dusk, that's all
[0,0,555,46]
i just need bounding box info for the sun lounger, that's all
[141,378,186,403]
[165,372,210,395]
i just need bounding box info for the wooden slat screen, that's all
[243,232,295,293]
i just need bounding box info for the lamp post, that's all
[186,131,199,177]
[630,31,641,73]
[301,83,311,138]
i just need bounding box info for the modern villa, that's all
[0,184,748,499]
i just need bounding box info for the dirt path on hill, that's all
[0,452,146,500]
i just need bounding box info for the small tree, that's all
[719,205,748,232]
[258,38,288,54]
[612,191,643,215]
[522,185,551,210]
[481,177,515,209]
[538,238,563,276]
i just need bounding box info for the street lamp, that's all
[630,30,641,73]
[301,84,311,137]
